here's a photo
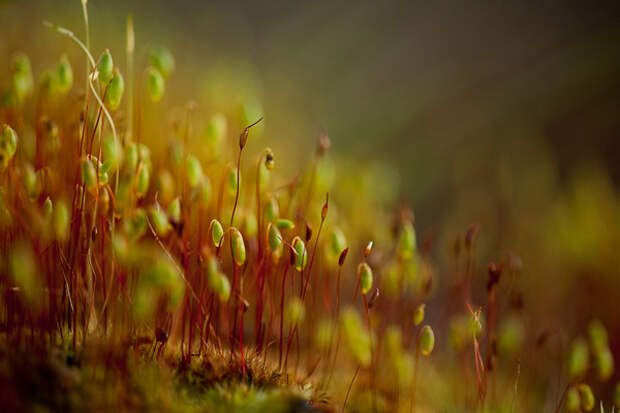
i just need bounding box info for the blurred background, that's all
[2,0,620,406]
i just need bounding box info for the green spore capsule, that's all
[53,200,69,242]
[264,196,279,221]
[227,167,239,195]
[157,170,175,205]
[81,157,97,189]
[341,308,371,367]
[231,228,246,266]
[286,297,306,325]
[210,219,224,247]
[167,198,181,224]
[149,205,170,237]
[134,258,183,321]
[207,268,231,302]
[268,223,282,251]
[567,337,589,381]
[565,386,580,413]
[126,208,148,241]
[358,262,373,294]
[42,197,53,221]
[384,325,404,355]
[186,155,204,188]
[413,303,425,326]
[588,319,608,351]
[9,243,41,310]
[276,218,295,230]
[22,163,41,200]
[98,50,114,86]
[0,124,18,160]
[595,347,614,381]
[102,135,122,172]
[124,142,138,172]
[149,46,175,78]
[12,54,33,103]
[577,384,595,412]
[420,325,435,356]
[398,219,416,260]
[57,55,73,93]
[243,211,257,238]
[315,319,334,350]
[292,237,307,271]
[136,163,151,197]
[146,66,165,102]
[105,71,124,110]
[330,227,347,256]
[198,175,212,204]
[264,148,275,170]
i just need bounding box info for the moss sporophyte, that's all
[0,3,615,413]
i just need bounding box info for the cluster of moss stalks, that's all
[1,2,620,413]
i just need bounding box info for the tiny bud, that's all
[105,71,124,111]
[231,228,246,266]
[146,66,165,102]
[210,219,224,247]
[98,50,114,86]
[420,325,435,356]
[577,383,595,412]
[305,223,312,242]
[358,262,373,294]
[413,303,425,326]
[364,241,373,258]
[339,247,349,266]
[276,218,295,230]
